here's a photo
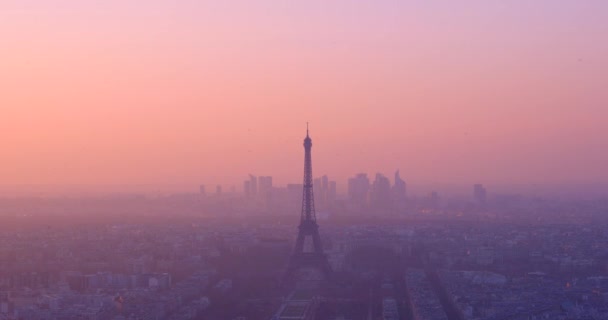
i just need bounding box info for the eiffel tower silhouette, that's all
[285,124,332,280]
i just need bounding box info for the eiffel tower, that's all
[285,125,332,280]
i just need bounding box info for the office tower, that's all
[286,126,332,280]
[313,175,329,207]
[314,177,323,203]
[199,185,205,195]
[371,173,391,210]
[474,184,487,205]
[392,170,407,210]
[321,175,329,204]
[392,170,406,200]
[348,173,370,207]
[249,174,258,197]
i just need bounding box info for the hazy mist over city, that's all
[2,1,608,320]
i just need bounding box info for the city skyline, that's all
[3,2,608,319]
[4,172,608,197]
[2,126,608,196]
[2,1,608,193]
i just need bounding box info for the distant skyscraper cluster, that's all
[393,170,406,200]
[348,173,370,207]
[370,173,391,210]
[348,170,407,212]
[242,174,274,206]
[207,169,409,213]
[239,173,337,210]
[314,175,337,209]
[197,130,499,215]
[244,174,257,198]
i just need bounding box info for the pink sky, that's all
[1,1,607,193]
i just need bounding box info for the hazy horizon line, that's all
[1,182,607,198]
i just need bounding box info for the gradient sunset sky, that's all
[2,1,607,193]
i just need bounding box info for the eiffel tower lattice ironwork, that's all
[285,125,332,279]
